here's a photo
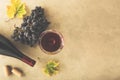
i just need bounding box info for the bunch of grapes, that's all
[12,6,50,47]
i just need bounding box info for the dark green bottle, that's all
[0,34,36,67]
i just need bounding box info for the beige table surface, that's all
[0,0,120,80]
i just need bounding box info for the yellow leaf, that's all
[7,0,26,19]
[11,0,20,6]
[48,60,59,67]
[7,5,16,18]
[43,60,60,76]
[16,3,26,18]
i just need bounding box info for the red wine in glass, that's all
[39,30,64,54]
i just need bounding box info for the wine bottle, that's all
[0,34,36,67]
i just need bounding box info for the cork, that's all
[12,67,23,77]
[3,65,12,76]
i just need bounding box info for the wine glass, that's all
[39,30,64,55]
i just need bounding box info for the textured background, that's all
[0,0,120,80]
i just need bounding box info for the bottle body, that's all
[0,34,36,67]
